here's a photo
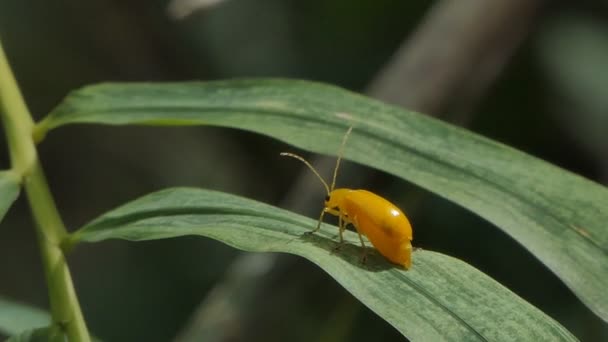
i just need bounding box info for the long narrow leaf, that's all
[70,188,576,341]
[5,327,61,342]
[0,171,20,222]
[0,296,50,337]
[37,80,608,321]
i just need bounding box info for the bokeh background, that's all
[1,0,607,341]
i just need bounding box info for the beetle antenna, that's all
[330,126,353,192]
[280,152,330,195]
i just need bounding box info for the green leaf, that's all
[38,79,608,321]
[5,326,64,342]
[70,188,576,341]
[0,296,50,337]
[0,171,20,222]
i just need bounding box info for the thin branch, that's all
[367,0,544,121]
[0,37,91,342]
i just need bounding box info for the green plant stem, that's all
[0,38,91,341]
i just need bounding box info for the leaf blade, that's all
[0,296,50,338]
[5,327,64,342]
[41,79,608,321]
[0,171,20,222]
[71,188,577,342]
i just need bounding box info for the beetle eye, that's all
[324,195,330,202]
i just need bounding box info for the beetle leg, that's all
[356,231,368,264]
[332,215,346,252]
[312,207,342,234]
[338,214,345,243]
[351,216,368,264]
[312,208,327,233]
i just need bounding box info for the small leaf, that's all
[5,326,64,342]
[0,171,20,222]
[0,296,50,338]
[39,80,608,321]
[71,188,577,341]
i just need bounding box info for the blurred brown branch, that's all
[368,0,544,122]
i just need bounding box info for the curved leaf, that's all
[5,327,63,342]
[70,188,576,341]
[0,171,20,222]
[38,80,608,321]
[0,296,50,337]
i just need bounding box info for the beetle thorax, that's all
[325,188,353,209]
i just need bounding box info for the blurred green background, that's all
[1,0,607,341]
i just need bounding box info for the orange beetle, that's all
[281,127,413,268]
